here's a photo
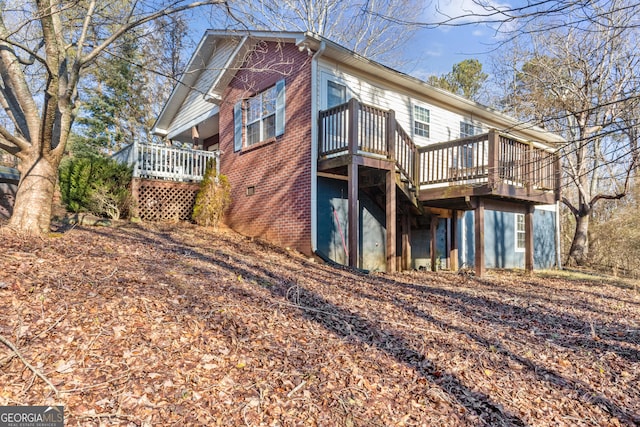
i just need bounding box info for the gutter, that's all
[307,40,326,253]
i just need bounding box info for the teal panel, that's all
[534,209,557,269]
[457,208,557,270]
[317,177,386,271]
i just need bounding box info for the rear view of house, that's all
[146,30,564,276]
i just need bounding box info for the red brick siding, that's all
[219,41,313,255]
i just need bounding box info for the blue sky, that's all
[188,0,512,80]
[400,0,512,78]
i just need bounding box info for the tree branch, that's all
[0,333,60,397]
[79,0,227,68]
[0,124,30,153]
[561,196,579,218]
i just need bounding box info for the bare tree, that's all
[225,0,421,63]
[496,1,640,266]
[0,0,230,234]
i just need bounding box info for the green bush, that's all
[192,160,231,227]
[59,156,133,219]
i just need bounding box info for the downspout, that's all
[309,40,326,253]
[556,200,562,270]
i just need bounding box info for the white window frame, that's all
[234,79,285,152]
[320,72,352,110]
[413,104,430,139]
[460,121,482,138]
[245,85,277,146]
[515,213,526,252]
[327,80,347,109]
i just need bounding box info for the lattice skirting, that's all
[131,178,200,222]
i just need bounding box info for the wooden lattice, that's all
[132,178,200,222]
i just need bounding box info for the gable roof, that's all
[153,30,565,145]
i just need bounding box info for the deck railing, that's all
[418,130,559,192]
[319,98,419,188]
[318,101,560,200]
[113,141,219,182]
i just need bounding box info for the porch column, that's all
[386,169,396,272]
[401,213,412,270]
[450,210,459,272]
[348,162,359,269]
[474,198,485,277]
[430,215,438,272]
[525,204,535,274]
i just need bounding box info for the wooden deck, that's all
[113,142,219,182]
[317,99,561,275]
[318,99,560,208]
[318,98,419,207]
[417,131,560,208]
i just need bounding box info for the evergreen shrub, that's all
[59,156,133,219]
[192,160,231,227]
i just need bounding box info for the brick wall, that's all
[219,41,313,255]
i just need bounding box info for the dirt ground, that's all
[1,221,638,426]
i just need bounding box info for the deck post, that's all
[487,130,499,189]
[474,198,485,277]
[525,204,535,274]
[430,215,438,272]
[554,152,562,201]
[387,109,396,162]
[348,161,359,269]
[348,98,359,156]
[402,213,411,270]
[450,210,459,272]
[386,169,396,272]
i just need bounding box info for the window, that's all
[413,105,430,138]
[460,121,482,138]
[515,213,526,252]
[246,86,277,146]
[455,145,474,169]
[234,79,285,151]
[327,81,346,108]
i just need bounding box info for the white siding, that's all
[317,61,485,148]
[168,39,239,133]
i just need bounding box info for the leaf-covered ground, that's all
[0,222,639,426]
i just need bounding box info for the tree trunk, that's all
[567,213,590,266]
[8,156,57,234]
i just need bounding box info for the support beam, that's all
[525,204,534,274]
[450,210,459,272]
[386,170,396,272]
[348,162,359,269]
[401,213,411,270]
[474,198,485,277]
[430,215,438,272]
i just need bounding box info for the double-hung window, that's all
[413,105,430,138]
[515,213,526,252]
[456,121,482,170]
[234,79,285,151]
[460,121,482,138]
[246,86,277,146]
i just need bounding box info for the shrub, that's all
[59,156,133,219]
[192,160,231,227]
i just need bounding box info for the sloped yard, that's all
[0,222,638,426]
